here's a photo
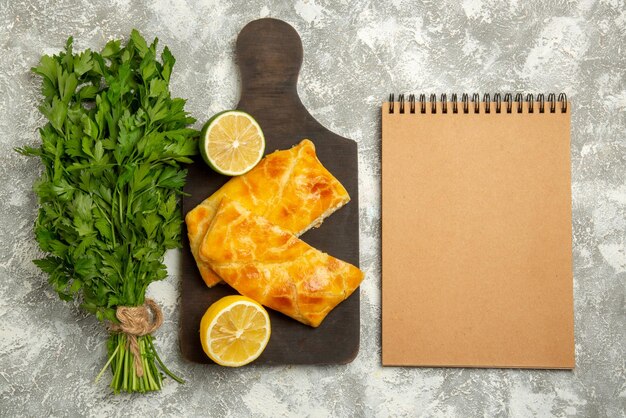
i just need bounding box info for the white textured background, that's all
[1,0,625,417]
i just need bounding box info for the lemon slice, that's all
[200,110,265,176]
[200,295,271,367]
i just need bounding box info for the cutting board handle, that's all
[236,18,303,95]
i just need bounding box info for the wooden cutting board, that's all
[179,18,360,365]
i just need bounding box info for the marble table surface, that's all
[1,0,624,416]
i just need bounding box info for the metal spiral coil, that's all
[388,93,568,114]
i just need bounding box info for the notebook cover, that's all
[381,101,574,368]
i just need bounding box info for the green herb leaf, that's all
[74,49,93,76]
[39,96,67,132]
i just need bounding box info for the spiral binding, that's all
[388,93,567,114]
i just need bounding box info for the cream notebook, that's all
[381,93,574,368]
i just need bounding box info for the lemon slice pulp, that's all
[200,110,265,176]
[200,295,271,367]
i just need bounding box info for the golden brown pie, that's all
[186,139,351,287]
[199,199,364,327]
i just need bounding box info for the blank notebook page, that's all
[381,100,574,368]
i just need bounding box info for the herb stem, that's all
[148,335,184,384]
[95,342,119,384]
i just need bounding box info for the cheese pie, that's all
[199,199,364,327]
[186,139,351,287]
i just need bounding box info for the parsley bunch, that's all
[18,30,197,393]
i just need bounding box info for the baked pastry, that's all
[186,139,350,287]
[200,199,364,327]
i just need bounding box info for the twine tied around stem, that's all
[109,298,163,377]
